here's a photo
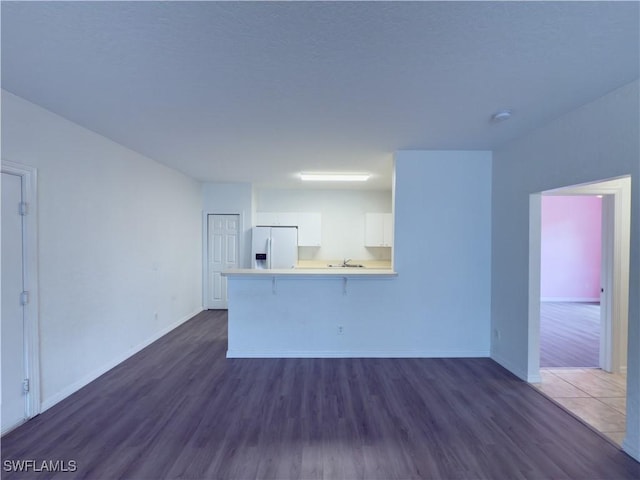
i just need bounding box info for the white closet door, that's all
[2,172,26,433]
[208,214,240,309]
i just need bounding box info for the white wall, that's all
[1,90,203,410]
[394,150,492,354]
[255,189,392,260]
[228,151,492,358]
[491,80,639,460]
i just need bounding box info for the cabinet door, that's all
[383,213,394,247]
[257,212,297,226]
[257,212,278,226]
[297,212,322,246]
[278,212,298,227]
[365,213,393,247]
[365,213,385,247]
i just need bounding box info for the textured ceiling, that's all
[2,1,638,189]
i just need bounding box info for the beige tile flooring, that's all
[532,368,627,446]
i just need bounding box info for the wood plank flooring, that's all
[2,310,638,479]
[540,302,600,368]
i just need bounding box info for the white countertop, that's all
[296,259,392,269]
[222,268,397,278]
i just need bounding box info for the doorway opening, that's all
[539,195,602,369]
[528,176,631,447]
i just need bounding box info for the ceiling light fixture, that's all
[300,173,370,182]
[490,109,513,123]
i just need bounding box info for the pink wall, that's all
[540,195,602,301]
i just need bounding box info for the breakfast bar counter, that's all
[222,268,397,278]
[221,267,399,358]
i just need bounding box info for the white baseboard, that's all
[540,297,600,303]
[226,349,490,359]
[41,308,203,413]
[1,419,26,436]
[490,352,531,382]
[527,372,542,383]
[622,434,640,462]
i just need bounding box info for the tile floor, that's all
[532,368,627,446]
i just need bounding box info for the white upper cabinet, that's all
[296,212,322,247]
[365,213,393,247]
[256,212,298,226]
[256,212,278,226]
[277,212,298,226]
[256,212,322,246]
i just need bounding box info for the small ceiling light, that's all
[300,173,370,182]
[490,109,513,123]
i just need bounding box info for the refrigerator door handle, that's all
[268,235,273,269]
[264,236,270,269]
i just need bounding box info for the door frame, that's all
[1,160,41,423]
[527,176,631,380]
[202,212,244,309]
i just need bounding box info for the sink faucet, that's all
[342,258,352,267]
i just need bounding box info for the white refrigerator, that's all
[252,226,298,269]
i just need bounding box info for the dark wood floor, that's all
[2,310,638,480]
[540,302,600,368]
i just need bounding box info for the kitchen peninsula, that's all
[222,266,397,358]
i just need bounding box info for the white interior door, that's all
[599,194,614,371]
[2,172,27,433]
[207,214,239,309]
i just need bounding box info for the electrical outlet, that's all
[337,325,344,335]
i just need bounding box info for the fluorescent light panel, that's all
[300,173,370,182]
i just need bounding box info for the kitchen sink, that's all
[327,264,365,268]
